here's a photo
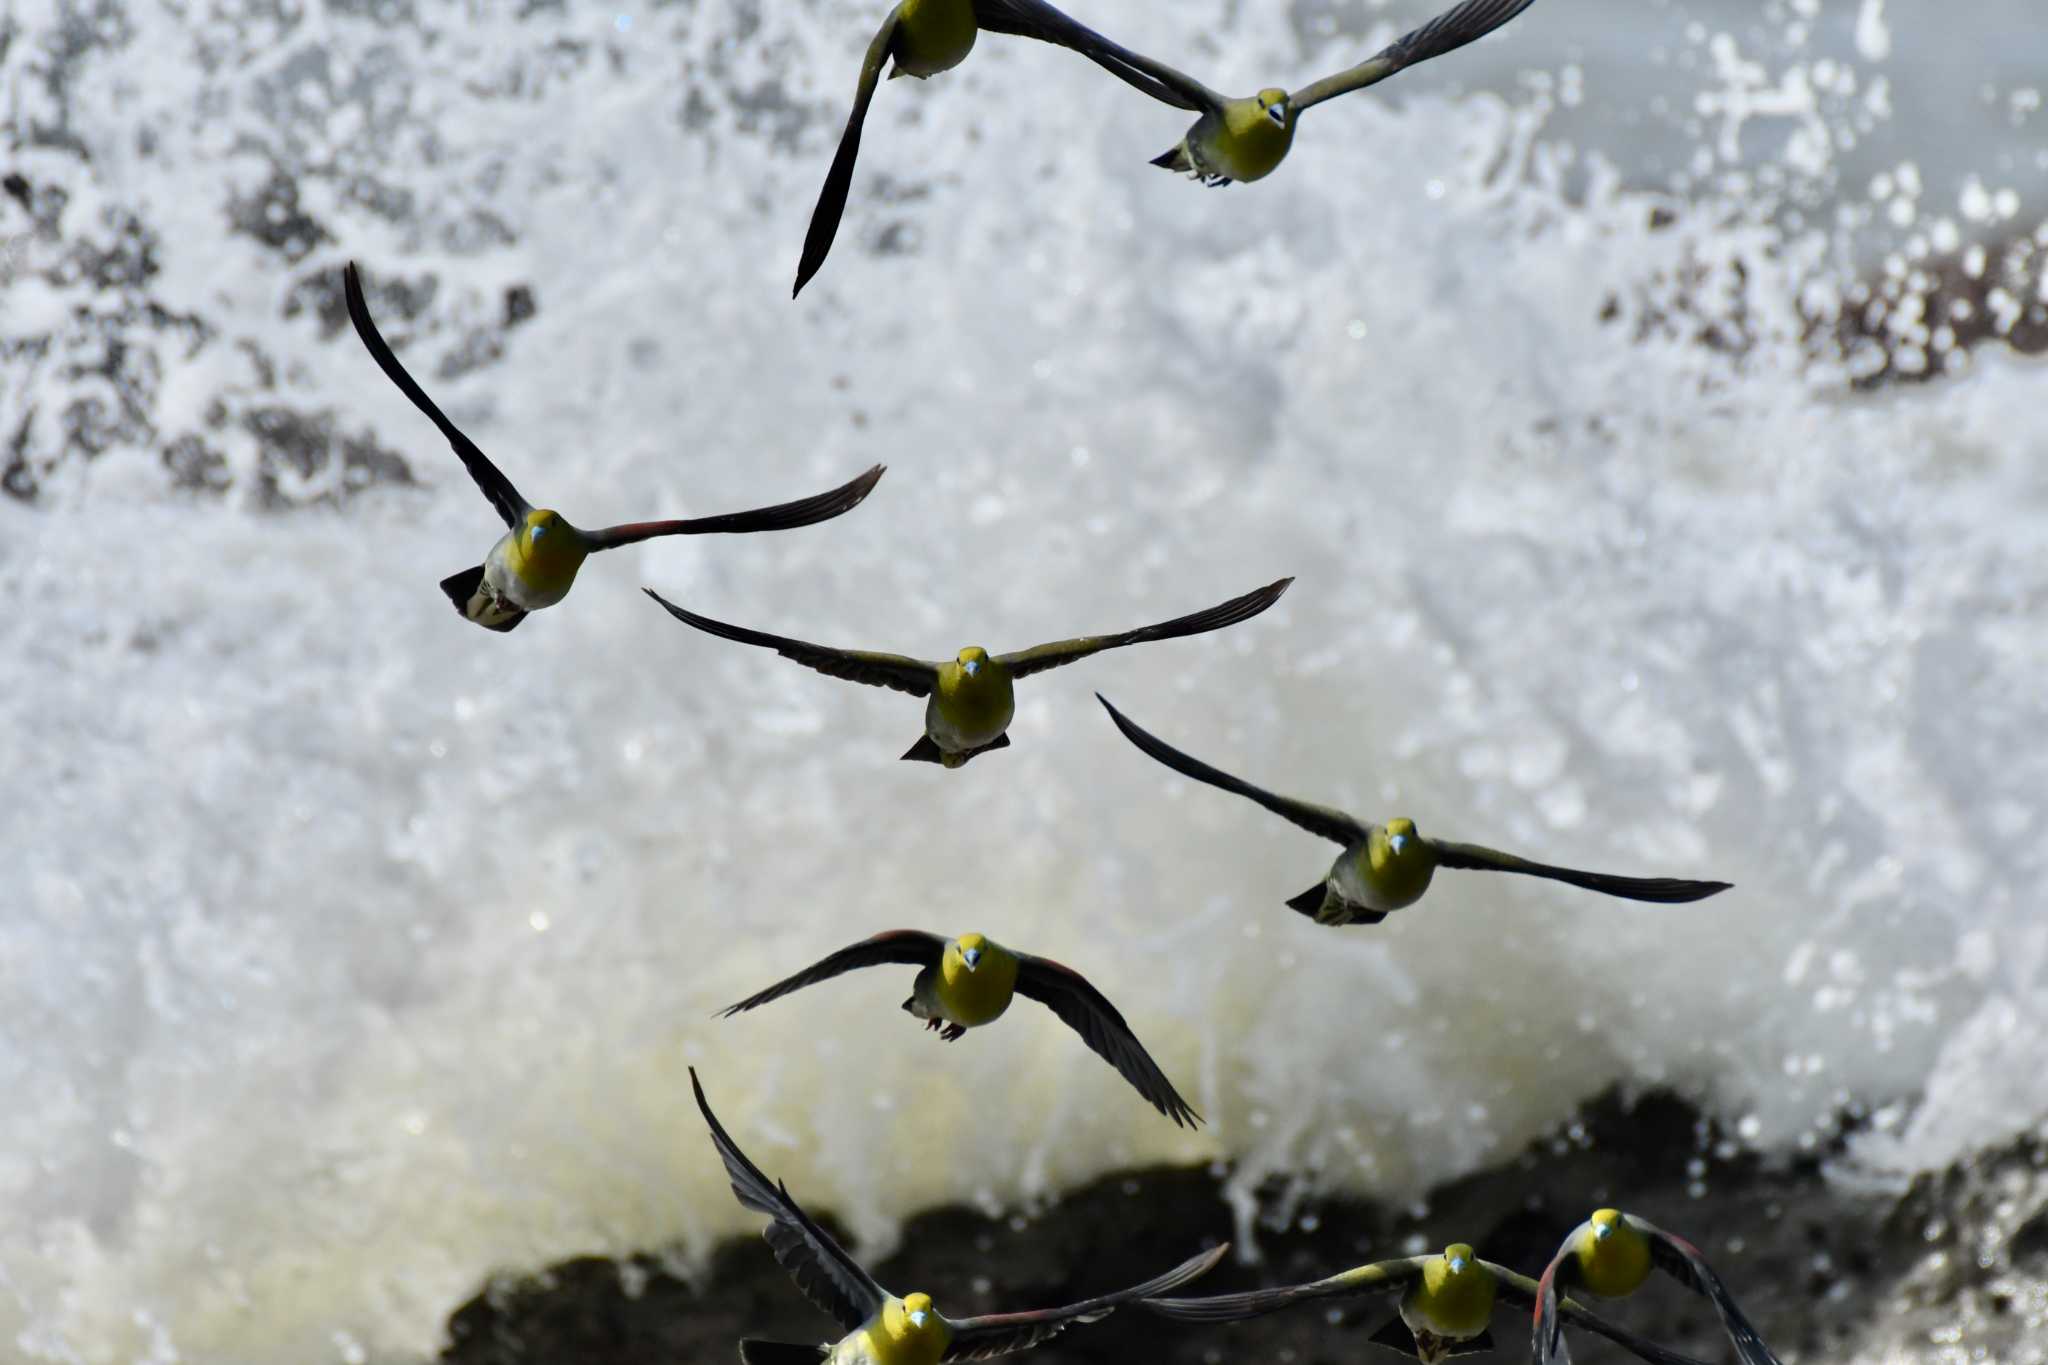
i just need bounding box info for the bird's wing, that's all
[719,931,947,1016]
[343,262,530,528]
[1013,955,1200,1127]
[1427,841,1732,903]
[1096,694,1370,847]
[970,0,1221,111]
[643,590,940,696]
[586,465,885,549]
[943,1244,1228,1359]
[994,578,1291,680]
[1529,1233,1582,1365]
[689,1069,888,1331]
[1489,1261,1718,1365]
[794,8,900,297]
[1290,0,1536,112]
[1141,1256,1427,1323]
[1632,1217,1784,1365]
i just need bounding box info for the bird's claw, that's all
[940,1024,966,1043]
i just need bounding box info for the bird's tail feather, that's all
[1285,883,1330,917]
[440,564,485,608]
[440,564,525,632]
[900,733,1011,766]
[737,1342,827,1365]
[1151,144,1193,172]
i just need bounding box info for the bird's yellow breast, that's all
[938,941,1020,1026]
[930,659,1015,750]
[504,513,589,599]
[1213,100,1295,182]
[1408,1255,1494,1338]
[1577,1216,1654,1298]
[1348,832,1435,911]
[893,0,977,76]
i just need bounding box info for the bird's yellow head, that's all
[956,646,990,678]
[883,1292,947,1347]
[1376,818,1424,865]
[953,932,988,972]
[510,508,589,586]
[1442,1243,1476,1277]
[1590,1208,1624,1240]
[1255,88,1292,129]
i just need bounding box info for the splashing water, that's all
[2,0,2044,1360]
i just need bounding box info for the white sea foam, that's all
[2,0,2045,1360]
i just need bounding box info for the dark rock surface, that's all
[437,1089,2048,1365]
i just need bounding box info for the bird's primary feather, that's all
[1429,841,1731,903]
[1014,955,1200,1126]
[1096,694,1369,846]
[996,577,1291,679]
[343,262,530,528]
[943,1245,1227,1359]
[690,1070,889,1332]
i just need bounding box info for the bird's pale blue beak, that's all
[530,524,547,540]
[1266,103,1287,127]
[1593,1222,1612,1241]
[1388,833,1408,854]
[962,947,982,970]
[909,1309,929,1328]
[963,659,980,676]
[1449,1255,1467,1274]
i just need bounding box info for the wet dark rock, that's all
[241,404,415,507]
[229,164,334,263]
[288,263,438,341]
[436,1089,2048,1365]
[504,284,537,329]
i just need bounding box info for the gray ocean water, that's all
[2,0,2045,1359]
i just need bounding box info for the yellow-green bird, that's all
[1097,695,1731,924]
[794,0,1205,295]
[720,930,1199,1126]
[343,263,884,631]
[1534,1209,1782,1365]
[1144,1245,1717,1365]
[644,577,1291,767]
[689,1068,1227,1364]
[1113,0,1536,186]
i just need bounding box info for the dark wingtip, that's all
[342,259,371,326]
[792,252,823,299]
[642,586,684,619]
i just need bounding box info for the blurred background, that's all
[2,0,2044,1360]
